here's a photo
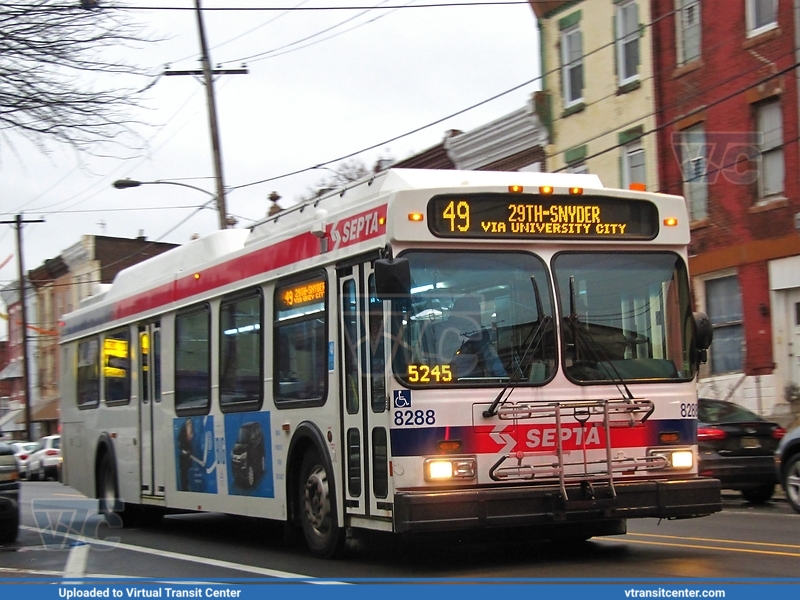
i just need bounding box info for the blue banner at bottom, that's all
[0,581,799,600]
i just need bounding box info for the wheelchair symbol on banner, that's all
[393,390,411,408]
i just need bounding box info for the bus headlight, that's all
[648,448,694,470]
[424,457,476,481]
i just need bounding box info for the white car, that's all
[28,435,62,481]
[10,441,38,479]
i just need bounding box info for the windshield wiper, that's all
[567,276,634,400]
[483,276,551,418]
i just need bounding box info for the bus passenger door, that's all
[338,261,393,521]
[339,266,367,517]
[138,322,165,497]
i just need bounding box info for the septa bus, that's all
[59,169,720,557]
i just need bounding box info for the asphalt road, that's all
[1,482,798,581]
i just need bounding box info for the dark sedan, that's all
[697,397,785,504]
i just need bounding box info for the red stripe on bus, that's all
[113,232,320,321]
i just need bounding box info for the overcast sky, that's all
[0,0,540,332]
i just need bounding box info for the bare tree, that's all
[0,1,156,153]
[298,159,372,202]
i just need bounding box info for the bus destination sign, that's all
[428,194,659,240]
[277,278,326,311]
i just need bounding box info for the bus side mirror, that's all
[693,312,713,350]
[692,311,713,366]
[374,257,410,300]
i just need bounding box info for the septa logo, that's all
[328,205,387,250]
[525,424,604,450]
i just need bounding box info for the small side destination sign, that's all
[428,193,659,240]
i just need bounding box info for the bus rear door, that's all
[138,322,165,497]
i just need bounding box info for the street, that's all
[0,481,797,581]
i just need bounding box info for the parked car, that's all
[28,434,62,481]
[0,440,20,543]
[697,398,785,504]
[775,425,800,513]
[231,422,266,489]
[10,441,38,479]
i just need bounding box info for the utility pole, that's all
[164,0,247,230]
[1,215,45,442]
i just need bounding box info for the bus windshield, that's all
[391,250,694,387]
[554,251,694,383]
[391,251,557,386]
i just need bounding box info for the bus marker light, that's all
[379,216,386,226]
[539,185,554,195]
[437,440,462,452]
[194,273,201,280]
[629,182,647,191]
[408,212,424,222]
[569,187,583,195]
[663,217,678,227]
[659,432,680,444]
[281,423,291,432]
[508,185,524,193]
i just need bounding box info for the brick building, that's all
[0,235,178,438]
[652,0,800,417]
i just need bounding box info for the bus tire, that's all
[741,484,774,505]
[297,448,344,558]
[97,454,139,528]
[0,510,19,544]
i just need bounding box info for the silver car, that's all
[10,441,38,479]
[28,435,62,482]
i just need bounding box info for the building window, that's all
[679,124,708,220]
[676,0,701,65]
[274,272,327,407]
[220,289,263,410]
[616,0,640,86]
[561,25,584,107]
[706,275,743,374]
[757,99,783,199]
[622,142,646,188]
[567,162,588,174]
[175,304,211,414]
[746,0,777,37]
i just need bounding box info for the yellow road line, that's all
[598,536,800,558]
[627,532,800,551]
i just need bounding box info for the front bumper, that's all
[393,477,721,534]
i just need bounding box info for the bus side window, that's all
[175,305,211,414]
[274,272,328,406]
[77,336,100,408]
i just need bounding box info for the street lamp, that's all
[112,179,235,228]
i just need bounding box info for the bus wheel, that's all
[98,454,139,528]
[298,449,344,558]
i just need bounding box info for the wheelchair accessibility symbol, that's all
[393,390,411,408]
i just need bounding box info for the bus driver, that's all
[439,295,505,379]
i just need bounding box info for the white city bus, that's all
[60,169,719,557]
